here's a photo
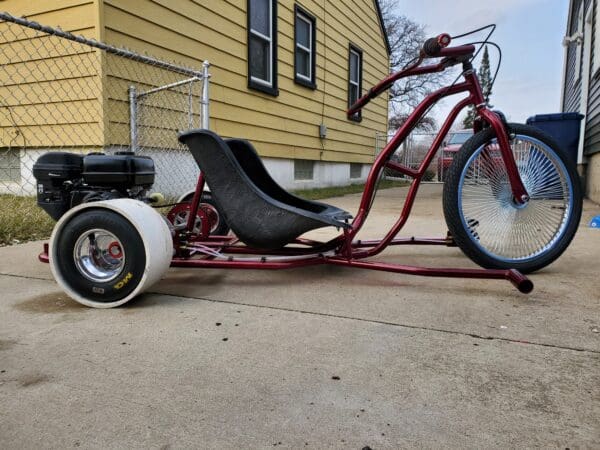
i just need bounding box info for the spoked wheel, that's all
[167,192,230,236]
[443,123,582,273]
[50,199,173,308]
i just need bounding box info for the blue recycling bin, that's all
[526,112,584,164]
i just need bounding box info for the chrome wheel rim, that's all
[73,229,125,282]
[457,134,573,262]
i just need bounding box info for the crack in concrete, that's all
[0,272,52,282]
[150,291,600,355]
[2,272,597,355]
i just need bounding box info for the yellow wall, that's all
[1,0,389,163]
[101,0,389,163]
[0,0,103,148]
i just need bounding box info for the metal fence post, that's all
[201,60,210,130]
[128,85,137,153]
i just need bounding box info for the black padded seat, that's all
[178,129,352,249]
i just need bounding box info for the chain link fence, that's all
[376,131,450,182]
[0,12,209,244]
[127,65,209,198]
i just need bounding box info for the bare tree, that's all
[388,114,436,132]
[463,45,492,128]
[379,0,448,130]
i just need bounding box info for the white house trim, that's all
[577,4,594,164]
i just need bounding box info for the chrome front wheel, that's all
[443,123,582,273]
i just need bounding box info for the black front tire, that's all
[443,123,583,273]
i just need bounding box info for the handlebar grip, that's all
[422,34,451,57]
[423,38,442,57]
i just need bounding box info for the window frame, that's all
[294,159,314,180]
[348,43,363,122]
[247,0,278,96]
[349,162,362,179]
[0,149,21,183]
[294,4,317,89]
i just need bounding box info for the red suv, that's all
[437,130,473,181]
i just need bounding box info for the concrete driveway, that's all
[1,184,599,449]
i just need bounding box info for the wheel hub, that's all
[167,202,220,234]
[73,229,125,283]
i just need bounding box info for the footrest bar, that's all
[325,258,533,293]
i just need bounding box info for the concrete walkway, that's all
[1,184,599,449]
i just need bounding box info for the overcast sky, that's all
[393,0,569,126]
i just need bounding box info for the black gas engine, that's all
[33,151,155,221]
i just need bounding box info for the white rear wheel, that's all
[49,199,173,308]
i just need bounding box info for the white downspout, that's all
[577,6,593,164]
[560,0,575,111]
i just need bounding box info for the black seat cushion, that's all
[225,138,352,220]
[178,129,352,249]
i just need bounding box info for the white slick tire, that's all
[49,199,173,308]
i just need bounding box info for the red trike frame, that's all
[40,46,534,293]
[170,50,533,293]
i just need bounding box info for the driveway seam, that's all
[150,291,600,356]
[3,273,596,355]
[0,272,52,281]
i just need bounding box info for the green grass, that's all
[292,179,408,200]
[0,180,409,246]
[0,195,55,246]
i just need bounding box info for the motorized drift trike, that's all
[35,30,583,308]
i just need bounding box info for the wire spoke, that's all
[458,134,572,261]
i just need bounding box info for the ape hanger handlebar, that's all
[346,34,475,117]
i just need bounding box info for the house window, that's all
[348,44,363,122]
[294,159,314,180]
[350,163,362,179]
[294,5,316,89]
[248,0,278,95]
[0,150,20,182]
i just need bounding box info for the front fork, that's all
[478,108,529,204]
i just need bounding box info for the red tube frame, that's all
[39,48,534,293]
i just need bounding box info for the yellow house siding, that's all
[0,0,388,161]
[0,0,103,148]
[102,0,242,148]
[100,0,388,164]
